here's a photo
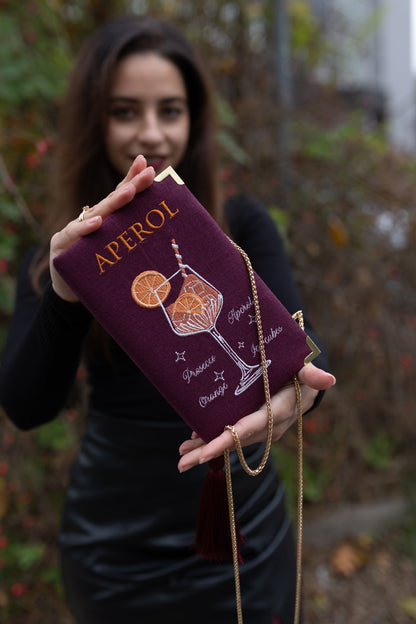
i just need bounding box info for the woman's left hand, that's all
[50,155,155,302]
[177,363,335,473]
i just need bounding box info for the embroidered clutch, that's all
[53,167,318,443]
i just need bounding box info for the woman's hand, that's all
[177,363,335,473]
[50,155,155,302]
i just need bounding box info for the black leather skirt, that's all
[59,409,297,624]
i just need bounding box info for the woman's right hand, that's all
[50,155,155,302]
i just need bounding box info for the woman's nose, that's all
[139,111,163,144]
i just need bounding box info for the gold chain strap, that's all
[224,446,243,624]
[226,242,274,475]
[225,241,303,624]
[292,373,303,624]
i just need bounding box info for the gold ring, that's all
[78,206,90,222]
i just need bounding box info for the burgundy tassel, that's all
[194,456,244,562]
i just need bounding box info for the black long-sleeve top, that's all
[0,197,326,430]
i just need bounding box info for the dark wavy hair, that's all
[32,15,221,287]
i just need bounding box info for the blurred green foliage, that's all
[362,430,398,471]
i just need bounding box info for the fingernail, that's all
[199,455,213,465]
[86,216,100,224]
[330,375,336,386]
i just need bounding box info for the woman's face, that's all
[106,53,190,176]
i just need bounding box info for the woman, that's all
[0,15,334,624]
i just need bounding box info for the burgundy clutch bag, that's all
[54,167,318,443]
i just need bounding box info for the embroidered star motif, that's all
[238,341,245,349]
[248,314,257,325]
[214,371,225,382]
[175,351,186,362]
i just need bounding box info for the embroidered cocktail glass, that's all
[132,241,270,396]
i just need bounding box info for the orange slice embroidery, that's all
[131,271,171,308]
[172,293,205,315]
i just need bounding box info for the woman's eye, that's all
[109,107,136,121]
[160,106,184,120]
